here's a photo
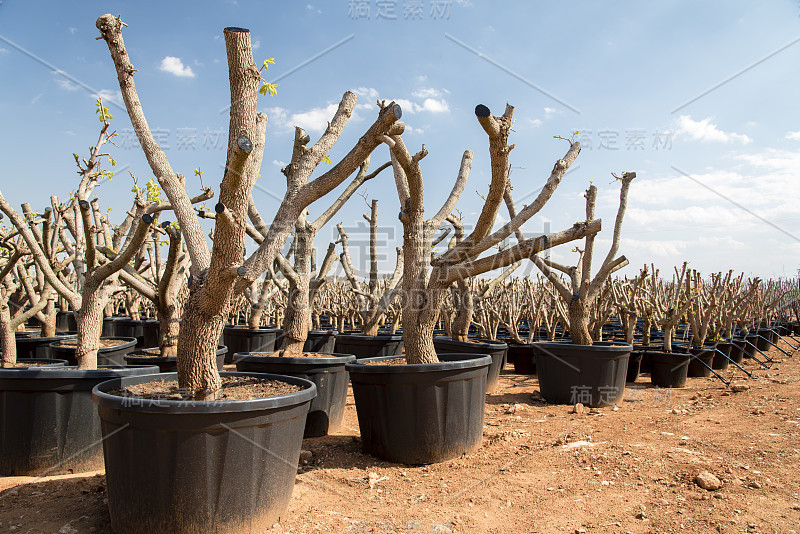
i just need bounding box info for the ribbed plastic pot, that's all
[793,323,800,336]
[432,337,507,393]
[508,343,536,375]
[221,326,279,364]
[141,320,160,349]
[50,337,138,366]
[687,347,715,377]
[55,311,77,333]
[626,350,643,382]
[235,352,355,437]
[114,319,145,347]
[729,338,746,363]
[0,365,159,476]
[333,334,403,359]
[346,354,490,465]
[16,334,74,360]
[93,371,316,534]
[304,330,337,353]
[532,341,631,407]
[124,345,228,373]
[712,342,733,370]
[649,351,690,388]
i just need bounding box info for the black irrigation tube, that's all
[741,338,771,369]
[755,332,793,359]
[711,345,753,379]
[688,351,730,387]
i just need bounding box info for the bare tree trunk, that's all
[0,301,16,367]
[450,280,473,342]
[40,298,57,337]
[568,299,593,345]
[280,228,312,356]
[75,278,105,370]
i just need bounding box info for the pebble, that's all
[748,480,762,489]
[299,450,313,465]
[731,384,750,393]
[695,471,723,491]
[572,403,585,414]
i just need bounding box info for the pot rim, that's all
[234,352,356,365]
[92,371,317,413]
[346,353,491,373]
[334,333,403,341]
[0,364,159,380]
[48,337,138,352]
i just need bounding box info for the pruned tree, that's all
[97,14,402,393]
[337,196,404,336]
[527,170,636,344]
[383,103,600,364]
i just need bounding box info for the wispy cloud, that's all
[159,56,195,78]
[68,27,78,35]
[674,115,751,144]
[93,89,122,105]
[785,131,800,141]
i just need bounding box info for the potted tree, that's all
[91,14,402,532]
[236,156,390,437]
[527,168,636,407]
[347,103,600,464]
[334,196,405,358]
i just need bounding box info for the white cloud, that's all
[306,4,322,13]
[93,89,122,105]
[289,103,340,133]
[412,88,444,98]
[785,131,800,141]
[69,27,78,35]
[544,107,558,119]
[55,78,79,91]
[0,48,8,55]
[29,93,42,105]
[159,56,195,78]
[674,115,751,144]
[420,97,449,113]
[252,39,261,50]
[272,159,287,168]
[527,118,542,128]
[354,87,380,100]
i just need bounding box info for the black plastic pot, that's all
[304,330,337,353]
[15,334,74,360]
[222,326,279,364]
[712,342,733,370]
[0,365,159,476]
[12,358,69,368]
[432,337,507,393]
[333,333,403,360]
[687,347,715,377]
[649,351,691,388]
[532,341,631,407]
[55,311,77,333]
[114,318,145,347]
[124,345,228,373]
[235,352,355,437]
[93,371,315,534]
[626,350,643,382]
[102,317,119,337]
[729,338,746,364]
[508,343,536,375]
[755,329,772,351]
[14,329,41,339]
[141,320,160,349]
[743,334,760,358]
[50,337,138,366]
[346,353,491,465]
[793,323,800,336]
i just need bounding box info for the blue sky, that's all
[1,1,799,280]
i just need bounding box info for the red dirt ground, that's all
[2,341,799,533]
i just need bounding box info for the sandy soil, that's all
[1,341,799,534]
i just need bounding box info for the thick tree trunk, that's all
[0,301,16,367]
[567,299,593,345]
[450,280,473,342]
[177,289,225,395]
[40,298,56,338]
[157,298,180,357]
[75,278,106,370]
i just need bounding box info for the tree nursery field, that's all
[1,8,799,534]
